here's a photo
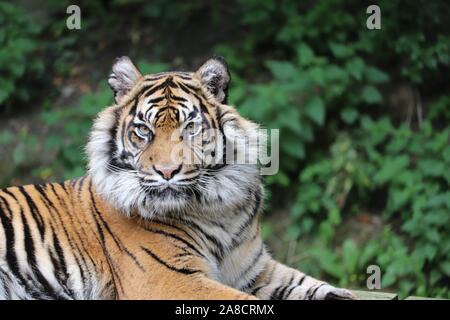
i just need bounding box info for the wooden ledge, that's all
[351,290,446,300]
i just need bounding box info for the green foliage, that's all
[39,85,111,180]
[291,119,450,298]
[226,2,392,185]
[0,2,44,109]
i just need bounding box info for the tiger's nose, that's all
[153,165,182,180]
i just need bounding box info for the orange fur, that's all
[0,177,255,299]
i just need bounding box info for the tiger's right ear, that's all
[108,56,142,104]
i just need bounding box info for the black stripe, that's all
[19,186,69,298]
[128,98,138,116]
[2,188,18,202]
[0,195,37,297]
[276,275,294,300]
[20,210,61,299]
[77,176,87,195]
[0,268,12,299]
[143,74,168,81]
[309,283,326,299]
[237,244,264,281]
[34,184,56,212]
[297,275,306,286]
[50,223,72,297]
[47,183,91,294]
[16,186,45,241]
[153,221,204,251]
[143,78,175,97]
[178,82,197,96]
[182,83,199,92]
[176,217,225,261]
[198,99,210,115]
[251,284,266,296]
[169,93,187,102]
[230,190,261,249]
[175,74,193,80]
[58,182,69,194]
[142,226,204,258]
[86,193,123,294]
[89,184,145,272]
[148,96,165,104]
[108,108,122,161]
[270,285,283,300]
[240,273,259,292]
[284,284,297,299]
[141,246,200,275]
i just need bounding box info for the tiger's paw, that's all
[316,285,356,300]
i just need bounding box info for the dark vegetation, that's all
[0,0,449,298]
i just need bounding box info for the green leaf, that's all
[341,108,359,124]
[304,96,325,125]
[296,43,315,66]
[282,139,305,159]
[265,60,299,80]
[10,62,25,77]
[374,155,410,184]
[359,241,380,267]
[418,159,446,177]
[365,66,389,83]
[330,42,354,59]
[12,145,26,165]
[45,135,64,151]
[342,239,358,273]
[440,261,450,277]
[260,222,272,240]
[272,171,290,187]
[345,58,365,81]
[425,229,441,243]
[310,247,345,279]
[0,130,13,144]
[324,65,348,82]
[308,66,326,85]
[381,270,397,288]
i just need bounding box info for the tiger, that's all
[0,56,355,300]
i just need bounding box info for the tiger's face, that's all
[87,56,262,219]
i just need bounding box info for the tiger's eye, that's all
[136,124,150,137]
[184,122,201,137]
[186,123,196,135]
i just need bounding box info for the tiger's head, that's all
[87,56,262,219]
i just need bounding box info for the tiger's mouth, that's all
[158,188,185,199]
[143,183,191,200]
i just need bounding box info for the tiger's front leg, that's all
[249,260,355,300]
[117,273,258,300]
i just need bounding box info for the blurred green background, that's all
[0,0,449,298]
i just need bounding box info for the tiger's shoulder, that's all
[0,177,85,211]
[0,176,118,299]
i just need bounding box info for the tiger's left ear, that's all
[195,56,230,104]
[108,56,142,104]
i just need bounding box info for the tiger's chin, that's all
[137,186,195,219]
